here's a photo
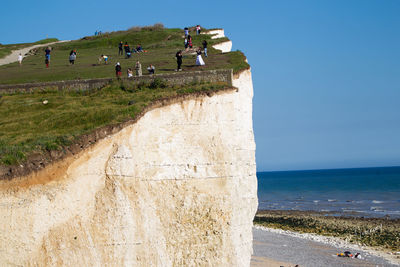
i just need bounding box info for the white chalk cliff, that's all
[209,29,233,53]
[0,32,257,267]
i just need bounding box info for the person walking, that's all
[118,41,123,55]
[196,25,201,35]
[44,47,51,68]
[18,53,23,66]
[176,50,183,71]
[184,27,189,37]
[135,60,142,76]
[115,62,122,78]
[202,40,208,57]
[188,35,193,49]
[69,53,76,65]
[69,50,77,65]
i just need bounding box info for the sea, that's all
[257,166,400,218]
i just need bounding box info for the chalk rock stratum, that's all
[0,62,257,266]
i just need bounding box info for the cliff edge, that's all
[0,30,257,267]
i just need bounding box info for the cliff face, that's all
[0,64,257,267]
[208,29,233,53]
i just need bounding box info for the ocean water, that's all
[257,167,400,218]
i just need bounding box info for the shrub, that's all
[128,23,164,32]
[143,23,164,31]
[149,78,167,89]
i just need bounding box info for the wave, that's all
[370,206,384,212]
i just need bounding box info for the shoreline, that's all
[254,210,400,265]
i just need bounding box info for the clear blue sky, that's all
[1,0,399,171]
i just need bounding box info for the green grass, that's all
[0,80,231,165]
[0,27,249,85]
[254,211,400,252]
[0,38,59,59]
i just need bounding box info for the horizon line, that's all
[257,165,400,173]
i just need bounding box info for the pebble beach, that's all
[252,226,399,267]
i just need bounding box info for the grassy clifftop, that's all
[0,25,248,85]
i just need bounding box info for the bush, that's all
[128,23,164,32]
[143,23,164,31]
[149,78,167,89]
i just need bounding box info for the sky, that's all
[1,0,399,171]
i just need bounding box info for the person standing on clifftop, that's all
[69,50,77,65]
[176,50,183,71]
[195,48,205,66]
[196,25,201,35]
[44,47,51,68]
[118,41,123,56]
[188,35,193,49]
[202,40,208,57]
[184,27,189,37]
[18,53,23,66]
[135,60,142,76]
[115,62,122,78]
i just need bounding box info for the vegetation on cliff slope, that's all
[0,25,248,84]
[0,80,231,167]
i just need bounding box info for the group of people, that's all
[41,47,78,68]
[177,26,208,71]
[39,26,209,76]
[118,42,144,58]
[115,61,155,78]
[174,47,204,71]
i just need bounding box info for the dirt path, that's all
[0,40,70,66]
